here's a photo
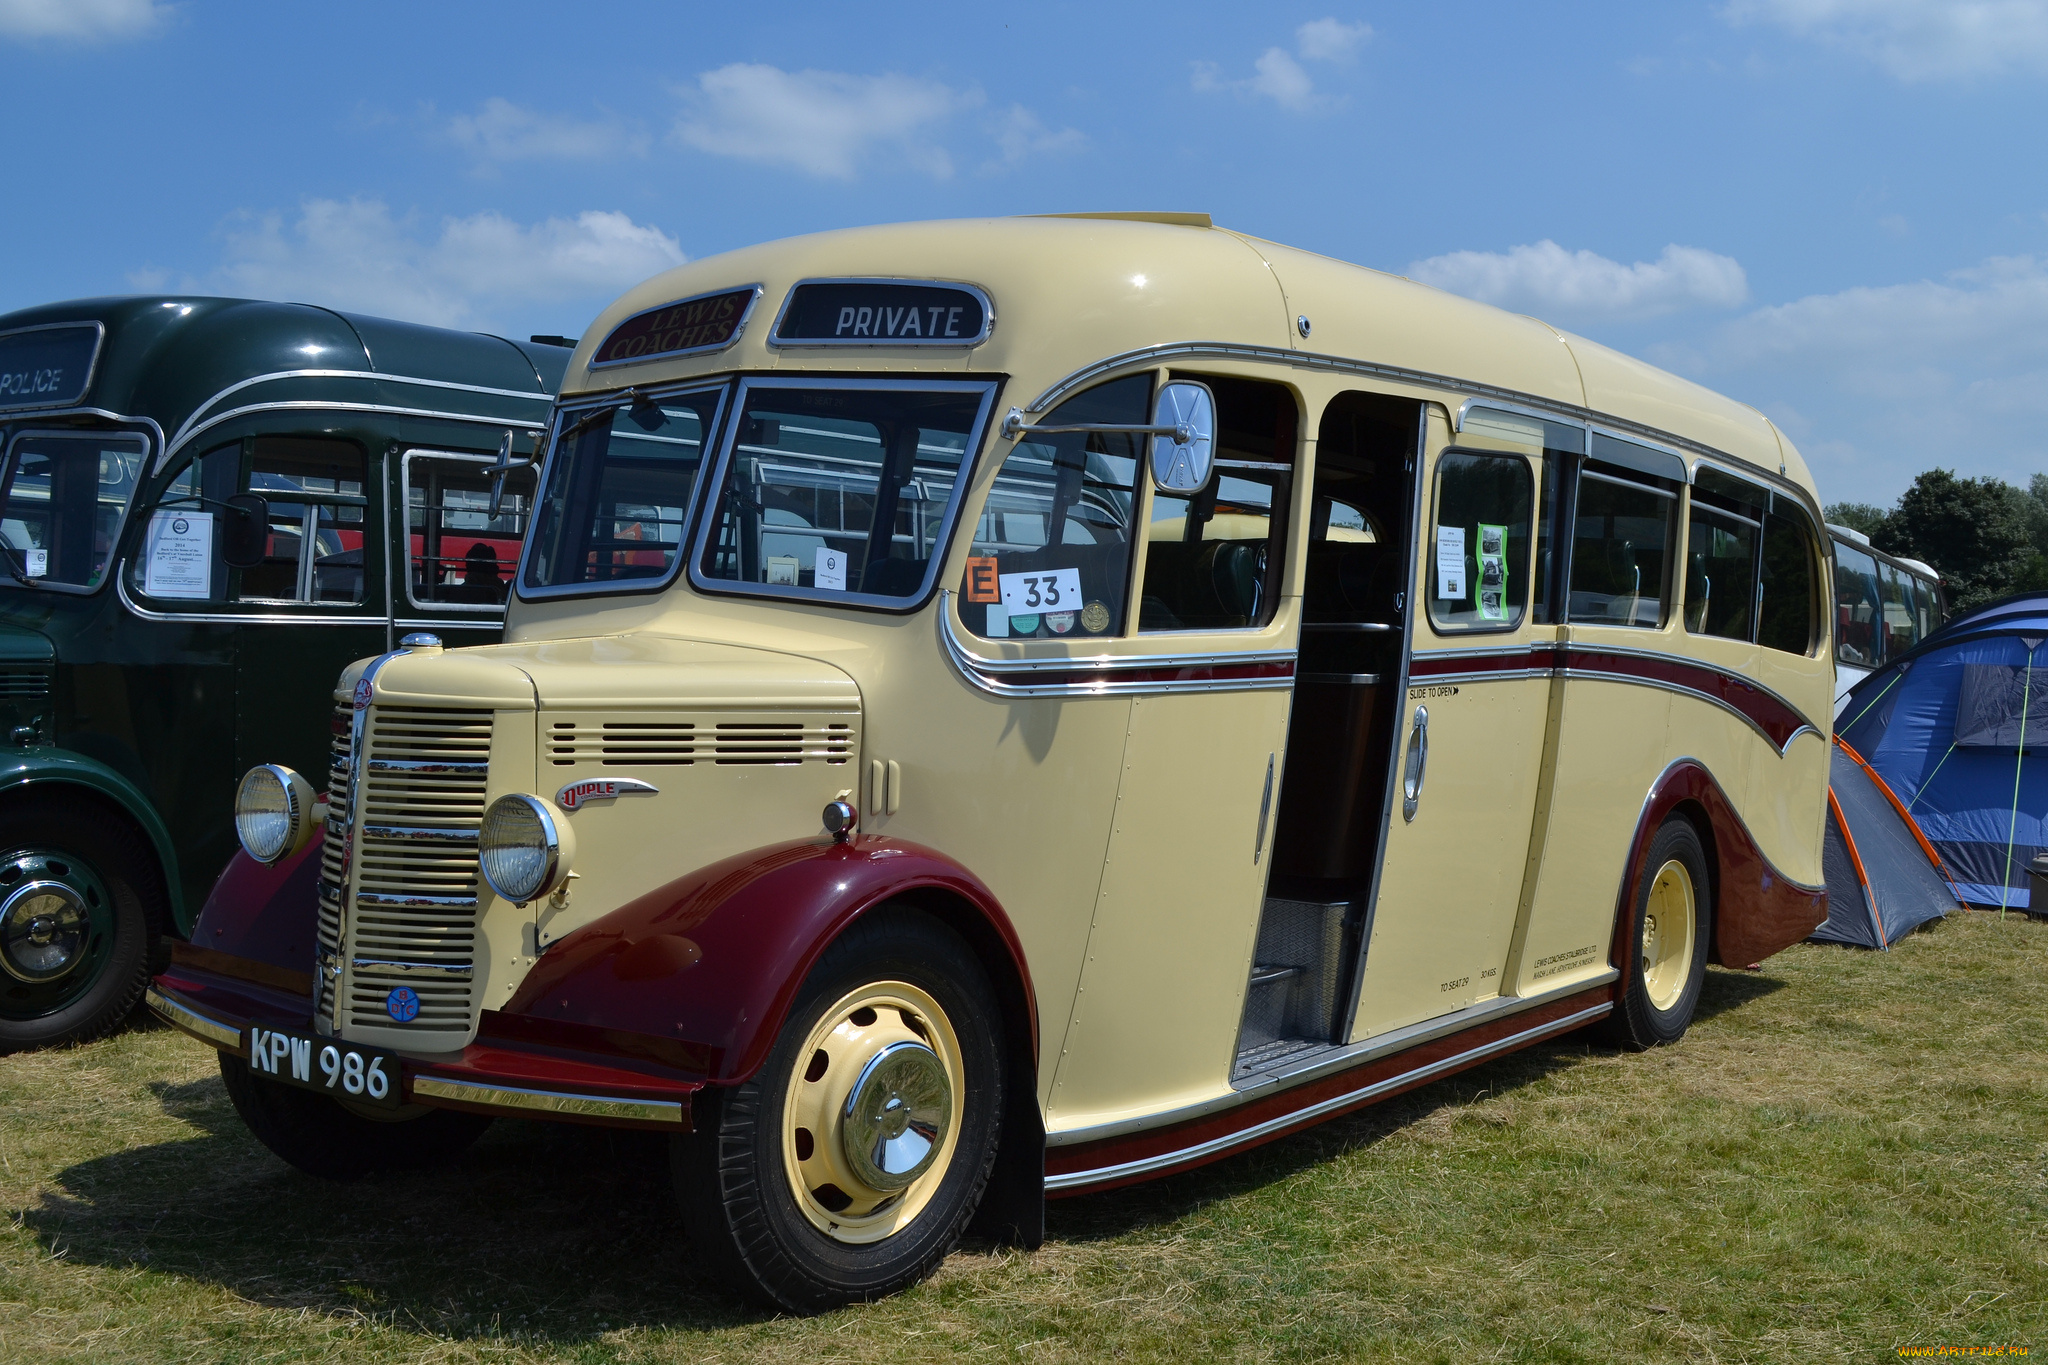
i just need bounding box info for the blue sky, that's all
[4,0,2046,506]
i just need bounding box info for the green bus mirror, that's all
[221,493,270,569]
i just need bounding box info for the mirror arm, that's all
[1000,406,1193,444]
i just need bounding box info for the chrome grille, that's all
[316,701,351,1026]
[345,706,492,1036]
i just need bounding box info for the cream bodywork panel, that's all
[1042,688,1291,1132]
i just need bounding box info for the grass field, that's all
[2,911,2043,1364]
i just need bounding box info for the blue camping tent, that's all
[1837,593,2048,913]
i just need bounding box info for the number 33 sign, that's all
[999,567,1081,614]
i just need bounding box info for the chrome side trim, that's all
[162,400,546,469]
[1556,664,1815,757]
[410,1074,688,1125]
[1045,1002,1612,1190]
[1047,976,1617,1148]
[1022,341,1818,516]
[939,592,1295,697]
[163,367,550,454]
[145,987,241,1050]
[351,956,474,979]
[116,573,389,625]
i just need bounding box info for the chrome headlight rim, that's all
[478,793,574,905]
[234,764,318,866]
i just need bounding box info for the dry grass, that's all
[2,911,2043,1363]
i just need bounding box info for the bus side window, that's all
[960,375,1144,639]
[235,437,368,606]
[1685,466,1767,641]
[405,453,532,608]
[1759,503,1821,656]
[1832,542,1883,667]
[1568,463,1679,629]
[1141,375,1295,632]
[1427,451,1533,633]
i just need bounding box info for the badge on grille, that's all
[556,778,659,811]
[386,986,419,1022]
[352,678,373,710]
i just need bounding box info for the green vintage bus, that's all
[0,297,565,1049]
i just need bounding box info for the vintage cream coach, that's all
[150,213,1832,1311]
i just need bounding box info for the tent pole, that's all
[1839,667,1905,735]
[2001,646,2036,922]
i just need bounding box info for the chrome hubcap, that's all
[1,881,89,983]
[841,1041,952,1192]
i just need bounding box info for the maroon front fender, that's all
[501,835,1034,1083]
[181,835,322,993]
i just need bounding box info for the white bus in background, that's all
[1829,523,1945,713]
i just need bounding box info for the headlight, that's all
[234,765,320,865]
[478,794,575,904]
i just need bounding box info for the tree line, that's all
[1825,469,2048,613]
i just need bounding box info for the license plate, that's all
[244,1024,402,1109]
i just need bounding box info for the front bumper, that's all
[150,955,702,1130]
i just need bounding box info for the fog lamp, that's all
[479,793,575,904]
[234,765,320,865]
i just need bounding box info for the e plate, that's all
[386,986,420,1022]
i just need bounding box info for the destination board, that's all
[589,287,759,368]
[0,324,101,409]
[772,280,990,346]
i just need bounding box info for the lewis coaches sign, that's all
[0,323,102,410]
[589,286,761,369]
[771,279,992,347]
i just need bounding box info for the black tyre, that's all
[1602,817,1711,1051]
[219,1052,492,1181]
[0,799,167,1053]
[672,907,1004,1313]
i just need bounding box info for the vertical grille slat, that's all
[339,704,493,1038]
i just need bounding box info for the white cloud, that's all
[1723,0,2048,80]
[1652,254,2048,500]
[1192,17,1372,112]
[149,198,685,331]
[985,104,1086,171]
[674,63,972,180]
[0,0,166,41]
[1296,17,1373,62]
[1408,240,1750,321]
[445,98,646,163]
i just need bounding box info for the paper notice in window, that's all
[814,546,847,592]
[1000,566,1082,616]
[23,548,45,578]
[1435,525,1466,600]
[1477,522,1507,620]
[144,510,213,599]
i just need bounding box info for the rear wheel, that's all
[1602,818,1711,1050]
[0,802,165,1054]
[219,1052,492,1180]
[672,908,1004,1313]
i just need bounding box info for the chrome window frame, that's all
[0,424,153,597]
[767,278,996,349]
[586,284,765,372]
[398,448,528,617]
[513,379,733,604]
[0,320,107,414]
[685,374,1000,614]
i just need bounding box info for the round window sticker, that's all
[1009,614,1040,635]
[171,517,190,536]
[1046,611,1076,635]
[1080,600,1111,634]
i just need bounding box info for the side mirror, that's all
[221,493,269,569]
[1148,381,1216,493]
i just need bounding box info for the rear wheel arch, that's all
[0,769,183,935]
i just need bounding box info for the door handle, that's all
[1402,704,1429,822]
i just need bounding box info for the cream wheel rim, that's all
[780,980,965,1244]
[1640,858,1696,1013]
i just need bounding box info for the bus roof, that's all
[562,215,1809,496]
[0,295,568,457]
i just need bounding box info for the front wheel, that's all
[1602,817,1711,1051]
[672,908,1004,1313]
[0,801,165,1054]
[219,1052,493,1180]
